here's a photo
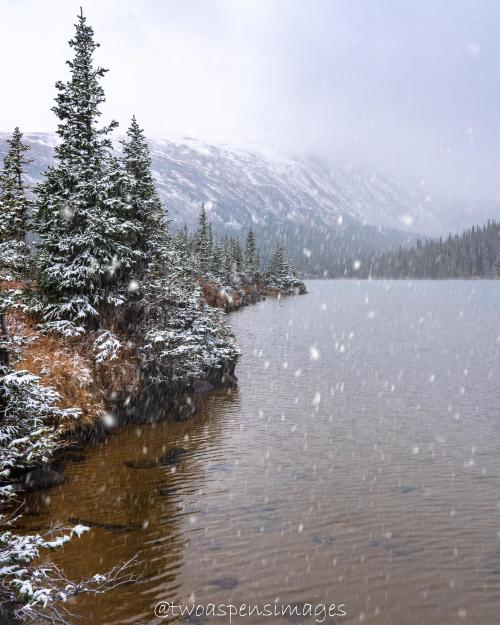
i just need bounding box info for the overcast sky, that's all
[1,0,500,200]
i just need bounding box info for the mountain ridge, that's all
[2,132,498,271]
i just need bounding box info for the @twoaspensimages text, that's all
[154,600,348,622]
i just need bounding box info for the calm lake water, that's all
[24,280,500,625]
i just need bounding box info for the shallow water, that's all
[23,280,500,624]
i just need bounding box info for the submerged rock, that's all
[313,535,336,546]
[368,536,423,557]
[19,466,65,491]
[209,576,239,590]
[124,458,158,469]
[392,485,419,494]
[125,447,188,469]
[160,447,188,466]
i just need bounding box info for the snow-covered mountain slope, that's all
[2,132,498,270]
[0,132,430,230]
[147,135,445,236]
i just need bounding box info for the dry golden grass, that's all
[7,308,104,433]
[2,272,149,439]
[199,279,242,309]
[6,304,144,436]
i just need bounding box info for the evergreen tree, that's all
[265,245,306,294]
[34,10,136,335]
[0,128,33,281]
[173,224,191,267]
[194,203,213,274]
[140,282,239,386]
[210,239,225,278]
[265,245,284,283]
[244,227,259,282]
[0,128,32,242]
[362,220,500,279]
[231,238,244,274]
[221,236,234,284]
[0,288,10,421]
[121,116,169,278]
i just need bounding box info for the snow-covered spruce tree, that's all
[0,128,32,242]
[210,240,225,279]
[34,11,137,336]
[173,225,196,276]
[244,227,260,283]
[0,128,33,281]
[219,236,234,285]
[264,245,306,294]
[193,203,213,275]
[227,238,244,287]
[176,224,190,252]
[120,116,170,273]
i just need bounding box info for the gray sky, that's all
[1,0,500,200]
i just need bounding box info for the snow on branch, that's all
[93,330,122,365]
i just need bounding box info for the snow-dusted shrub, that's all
[264,245,306,294]
[140,277,239,386]
[0,370,80,477]
[0,522,137,624]
[93,330,122,365]
[0,241,30,284]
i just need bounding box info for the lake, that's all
[24,280,500,624]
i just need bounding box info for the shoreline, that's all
[8,283,305,494]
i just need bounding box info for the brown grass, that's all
[7,309,104,433]
[6,306,143,436]
[198,279,242,309]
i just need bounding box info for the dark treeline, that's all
[326,220,500,279]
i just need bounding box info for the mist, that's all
[1,0,499,200]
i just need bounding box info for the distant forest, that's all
[326,220,500,279]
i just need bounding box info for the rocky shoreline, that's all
[9,283,280,494]
[12,361,238,492]
[9,281,307,494]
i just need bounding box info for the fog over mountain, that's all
[1,1,500,204]
[2,131,500,273]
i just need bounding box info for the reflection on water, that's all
[23,280,500,625]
